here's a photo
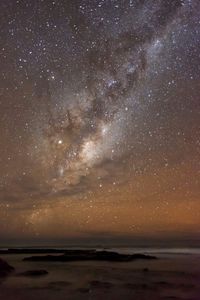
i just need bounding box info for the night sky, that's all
[0,0,200,245]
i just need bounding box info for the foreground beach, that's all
[0,248,200,300]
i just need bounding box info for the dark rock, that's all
[18,270,48,277]
[158,281,168,285]
[163,297,178,299]
[124,283,149,290]
[23,250,157,262]
[143,268,149,272]
[0,258,15,277]
[48,281,72,287]
[77,287,90,293]
[156,281,172,286]
[90,280,113,289]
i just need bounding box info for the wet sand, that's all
[0,250,200,300]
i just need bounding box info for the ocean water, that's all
[109,247,200,255]
[1,247,200,300]
[1,246,200,255]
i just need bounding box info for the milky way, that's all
[0,0,200,242]
[30,0,185,195]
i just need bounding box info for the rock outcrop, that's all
[23,250,157,262]
[0,258,15,277]
[17,270,48,277]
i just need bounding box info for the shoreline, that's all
[0,251,200,300]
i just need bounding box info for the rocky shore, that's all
[23,249,157,262]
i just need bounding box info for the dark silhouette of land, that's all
[23,249,157,262]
